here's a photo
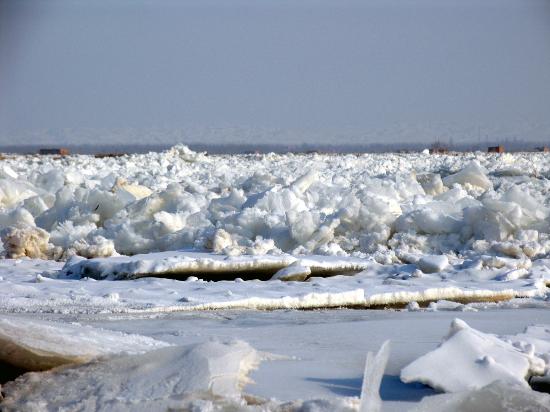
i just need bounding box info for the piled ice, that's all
[0,146,550,266]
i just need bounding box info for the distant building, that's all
[429,146,449,155]
[429,142,449,154]
[487,145,504,153]
[39,148,70,156]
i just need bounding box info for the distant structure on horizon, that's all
[487,145,505,153]
[38,148,70,156]
[429,141,449,154]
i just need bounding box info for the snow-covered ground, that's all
[1,147,550,410]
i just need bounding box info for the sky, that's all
[1,0,549,146]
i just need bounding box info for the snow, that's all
[401,318,546,392]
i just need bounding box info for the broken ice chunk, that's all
[417,255,449,274]
[400,318,545,392]
[0,316,170,371]
[271,263,312,281]
[410,380,550,412]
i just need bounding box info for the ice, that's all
[442,160,492,191]
[59,251,371,280]
[271,262,312,281]
[417,255,449,273]
[1,339,262,411]
[1,226,50,259]
[416,173,445,196]
[410,381,550,412]
[0,147,547,262]
[0,250,544,314]
[0,316,170,370]
[359,340,390,412]
[0,299,549,410]
[508,325,550,356]
[400,318,546,392]
[112,177,153,202]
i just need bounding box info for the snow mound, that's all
[1,340,262,411]
[400,318,545,392]
[0,316,170,370]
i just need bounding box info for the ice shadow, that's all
[306,374,435,401]
[0,360,28,385]
[305,376,362,397]
[379,375,436,401]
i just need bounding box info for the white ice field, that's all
[0,146,550,410]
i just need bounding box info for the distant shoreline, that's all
[1,141,549,155]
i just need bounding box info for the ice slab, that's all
[401,318,546,392]
[0,316,170,370]
[1,340,262,412]
[417,255,449,273]
[271,263,312,281]
[410,380,550,412]
[360,340,390,412]
[61,251,371,280]
[0,256,547,314]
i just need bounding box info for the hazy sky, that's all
[1,0,549,144]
